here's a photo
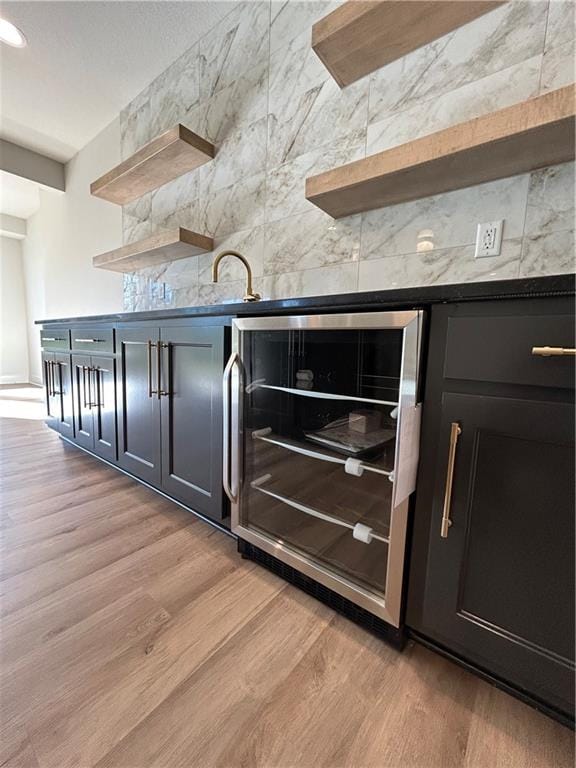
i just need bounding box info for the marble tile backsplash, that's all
[119,0,575,311]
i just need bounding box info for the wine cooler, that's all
[223,311,424,628]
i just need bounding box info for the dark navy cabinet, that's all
[407,297,575,723]
[115,321,227,521]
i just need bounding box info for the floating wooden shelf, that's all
[312,0,505,88]
[93,228,214,273]
[306,86,576,219]
[90,125,215,205]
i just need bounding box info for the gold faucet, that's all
[211,250,261,303]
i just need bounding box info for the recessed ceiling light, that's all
[0,18,27,47]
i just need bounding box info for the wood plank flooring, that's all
[0,387,573,768]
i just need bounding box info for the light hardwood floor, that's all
[0,387,573,768]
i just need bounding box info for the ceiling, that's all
[0,1,237,163]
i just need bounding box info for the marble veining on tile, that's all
[198,1,270,100]
[197,171,267,238]
[540,40,576,94]
[360,176,530,260]
[367,1,547,120]
[148,44,200,139]
[270,0,339,53]
[266,142,365,223]
[358,240,522,292]
[119,0,574,312]
[524,163,575,236]
[367,55,542,155]
[544,1,575,52]
[520,229,576,277]
[264,209,361,275]
[185,61,268,145]
[267,28,368,167]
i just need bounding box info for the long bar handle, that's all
[222,352,240,503]
[157,342,169,399]
[532,346,576,357]
[43,337,65,342]
[147,340,156,398]
[96,367,104,409]
[87,365,92,409]
[90,367,98,408]
[441,422,461,538]
[53,361,62,397]
[82,366,88,408]
[74,338,105,344]
[46,360,53,397]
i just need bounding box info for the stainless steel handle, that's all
[532,346,576,357]
[46,360,53,397]
[90,367,98,408]
[440,422,461,538]
[96,368,104,409]
[43,337,65,342]
[147,340,156,398]
[223,352,240,503]
[74,338,105,344]
[82,366,88,408]
[53,362,62,397]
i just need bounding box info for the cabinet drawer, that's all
[71,328,114,354]
[444,314,575,390]
[41,329,70,351]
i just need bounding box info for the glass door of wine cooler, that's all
[224,311,423,627]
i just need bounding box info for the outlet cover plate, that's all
[475,220,503,258]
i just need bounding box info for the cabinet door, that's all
[72,354,94,450]
[116,326,161,486]
[42,351,58,431]
[53,353,75,439]
[423,393,575,716]
[92,355,117,462]
[160,325,225,520]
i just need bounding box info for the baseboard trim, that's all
[58,433,234,539]
[0,375,31,384]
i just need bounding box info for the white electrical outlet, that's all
[475,220,503,258]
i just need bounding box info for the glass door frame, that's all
[225,310,423,627]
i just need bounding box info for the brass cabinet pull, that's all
[441,422,462,538]
[157,341,162,400]
[147,340,156,398]
[532,346,576,357]
[158,342,169,398]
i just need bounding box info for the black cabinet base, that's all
[238,538,406,650]
[409,630,575,730]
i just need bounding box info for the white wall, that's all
[22,117,124,383]
[0,236,30,383]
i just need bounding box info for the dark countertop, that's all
[36,273,575,325]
